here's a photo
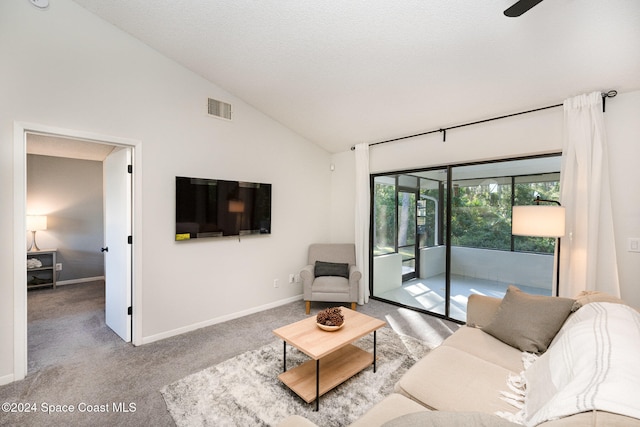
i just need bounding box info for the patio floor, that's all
[374,273,552,322]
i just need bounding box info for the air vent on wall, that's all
[207,98,232,121]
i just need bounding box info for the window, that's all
[371,154,561,322]
[451,176,512,251]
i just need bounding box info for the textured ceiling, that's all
[71,0,640,153]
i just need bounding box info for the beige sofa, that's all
[279,288,640,427]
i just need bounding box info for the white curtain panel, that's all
[559,92,620,297]
[354,142,370,305]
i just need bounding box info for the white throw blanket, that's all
[499,302,640,426]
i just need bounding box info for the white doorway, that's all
[13,122,141,381]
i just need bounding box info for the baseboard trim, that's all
[56,276,105,286]
[0,373,15,386]
[141,294,304,345]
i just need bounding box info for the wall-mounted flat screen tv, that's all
[175,176,271,240]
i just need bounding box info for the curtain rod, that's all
[351,90,617,150]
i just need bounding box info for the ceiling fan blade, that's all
[504,0,544,17]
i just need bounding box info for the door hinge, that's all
[127,165,132,174]
[127,306,132,315]
[128,235,132,245]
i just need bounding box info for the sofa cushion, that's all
[482,285,574,354]
[382,411,520,427]
[350,393,429,427]
[395,345,519,415]
[314,260,349,278]
[311,275,349,293]
[536,411,640,426]
[441,326,524,373]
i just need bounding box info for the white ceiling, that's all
[27,133,115,161]
[71,0,640,153]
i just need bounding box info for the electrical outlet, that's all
[628,237,640,253]
[55,263,62,271]
[273,279,279,288]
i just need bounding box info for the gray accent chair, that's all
[300,243,362,314]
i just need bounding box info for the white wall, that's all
[331,90,640,309]
[448,247,553,290]
[607,90,640,309]
[369,106,563,172]
[329,150,357,243]
[0,0,331,383]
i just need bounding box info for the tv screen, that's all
[175,176,271,240]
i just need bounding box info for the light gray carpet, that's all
[0,281,459,427]
[161,328,431,426]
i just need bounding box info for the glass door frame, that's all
[368,153,561,324]
[397,186,419,282]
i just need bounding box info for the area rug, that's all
[160,327,432,427]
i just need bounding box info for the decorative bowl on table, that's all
[316,323,344,331]
[316,307,345,332]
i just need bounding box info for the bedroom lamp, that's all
[512,197,565,295]
[227,199,245,213]
[27,215,48,252]
[228,198,245,242]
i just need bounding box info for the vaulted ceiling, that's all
[72,0,640,153]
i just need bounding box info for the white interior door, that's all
[103,147,132,342]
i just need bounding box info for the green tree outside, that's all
[374,173,560,255]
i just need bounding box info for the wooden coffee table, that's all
[273,307,386,411]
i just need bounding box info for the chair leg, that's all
[351,302,357,311]
[305,301,311,314]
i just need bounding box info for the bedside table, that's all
[27,249,57,289]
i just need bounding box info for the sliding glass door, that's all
[370,155,561,323]
[372,169,448,317]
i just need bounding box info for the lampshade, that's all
[26,215,47,231]
[512,206,565,238]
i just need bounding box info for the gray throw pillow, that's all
[482,285,575,354]
[314,261,349,279]
[382,411,520,427]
